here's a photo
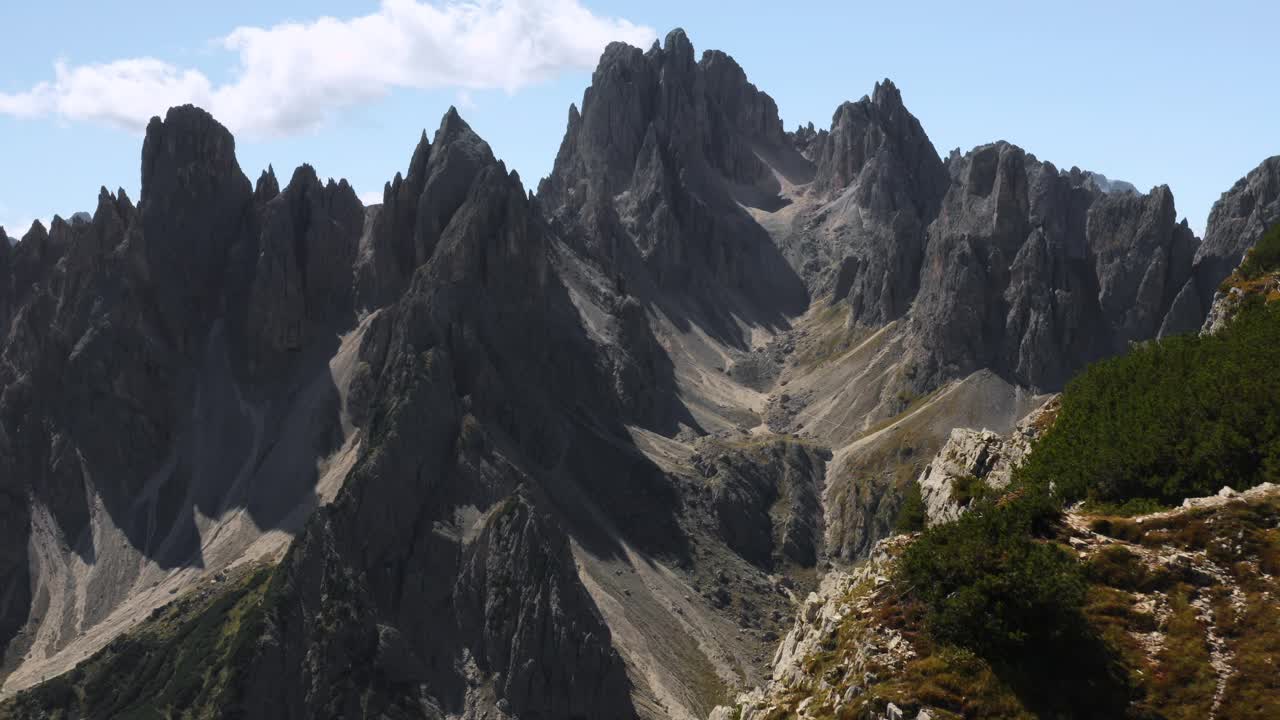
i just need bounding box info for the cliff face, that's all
[538,29,809,333]
[234,111,642,718]
[908,145,1198,392]
[793,80,949,327]
[1161,156,1280,336]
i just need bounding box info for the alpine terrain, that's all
[1,28,1278,720]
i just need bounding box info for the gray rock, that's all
[707,439,829,568]
[798,79,949,326]
[916,398,1056,526]
[908,143,1196,392]
[1175,156,1280,325]
[538,28,808,325]
[241,163,363,378]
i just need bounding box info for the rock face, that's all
[712,535,921,720]
[242,163,363,378]
[1161,156,1280,336]
[137,105,255,352]
[232,112,640,719]
[455,495,631,719]
[795,80,949,326]
[538,29,808,329]
[908,144,1197,392]
[916,397,1057,526]
[700,438,829,569]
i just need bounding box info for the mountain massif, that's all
[0,28,1277,720]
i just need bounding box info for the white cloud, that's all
[358,190,385,206]
[0,0,653,136]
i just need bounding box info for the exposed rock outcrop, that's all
[916,397,1057,526]
[1161,156,1280,336]
[539,29,808,329]
[785,80,949,326]
[909,143,1196,392]
[455,494,632,719]
[241,164,363,378]
[227,111,642,719]
[698,438,829,569]
[0,106,368,694]
[714,485,1280,720]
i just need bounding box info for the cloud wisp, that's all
[0,0,653,136]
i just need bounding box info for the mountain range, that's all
[0,28,1277,719]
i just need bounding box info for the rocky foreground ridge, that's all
[0,27,1278,720]
[713,391,1280,720]
[714,481,1280,720]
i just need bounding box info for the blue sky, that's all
[1,0,1276,238]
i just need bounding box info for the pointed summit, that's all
[872,77,904,110]
[663,27,695,66]
[256,164,280,204]
[405,128,433,187]
[22,219,47,243]
[434,105,477,147]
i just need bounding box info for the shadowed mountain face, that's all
[0,28,1275,720]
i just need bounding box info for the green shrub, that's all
[1237,222,1280,280]
[1016,301,1280,506]
[897,490,1084,656]
[895,480,927,533]
[950,473,987,506]
[1085,545,1152,591]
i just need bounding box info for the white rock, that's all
[915,397,1057,527]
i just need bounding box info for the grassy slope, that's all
[0,564,276,720]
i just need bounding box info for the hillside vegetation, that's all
[0,565,274,720]
[893,294,1280,717]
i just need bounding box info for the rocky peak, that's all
[80,186,133,258]
[661,26,696,68]
[413,107,499,264]
[797,79,949,326]
[789,121,828,161]
[136,104,254,351]
[140,105,245,205]
[539,29,807,318]
[404,129,432,187]
[699,50,787,145]
[542,27,799,208]
[9,220,57,304]
[908,142,1197,391]
[812,77,945,205]
[254,164,280,204]
[240,161,362,378]
[871,77,903,109]
[354,108,504,309]
[1087,184,1197,348]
